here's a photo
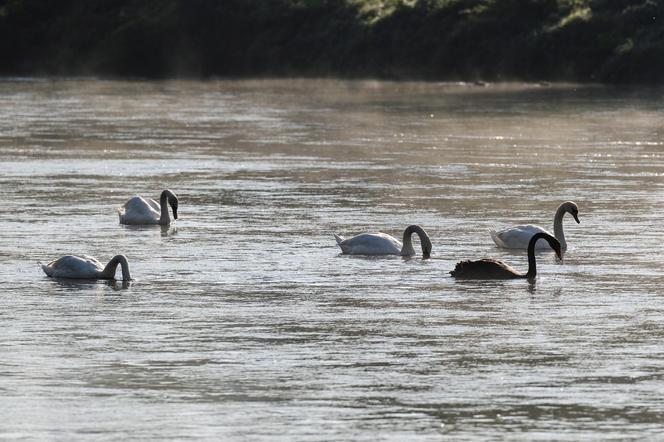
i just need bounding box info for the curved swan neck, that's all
[103,255,131,280]
[553,204,568,248]
[401,231,415,256]
[525,233,560,279]
[158,189,178,225]
[401,225,432,258]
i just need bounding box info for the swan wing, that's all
[119,196,161,224]
[146,198,161,212]
[335,232,402,255]
[490,224,552,249]
[42,255,104,279]
[450,259,520,279]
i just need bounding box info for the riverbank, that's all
[1,0,662,83]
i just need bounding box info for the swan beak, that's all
[573,213,580,224]
[423,245,431,259]
[173,208,178,220]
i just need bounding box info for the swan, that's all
[450,232,562,280]
[490,201,580,249]
[334,225,432,258]
[41,255,132,280]
[118,189,178,225]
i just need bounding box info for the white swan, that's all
[41,255,132,280]
[334,225,432,258]
[118,189,178,225]
[490,201,580,249]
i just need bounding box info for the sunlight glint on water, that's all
[1,79,664,440]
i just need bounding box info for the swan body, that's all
[450,232,562,280]
[490,224,552,249]
[334,225,432,258]
[490,201,580,249]
[41,255,132,280]
[118,189,178,225]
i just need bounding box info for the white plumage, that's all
[334,232,403,255]
[41,255,132,280]
[490,201,580,250]
[118,189,178,225]
[334,225,432,258]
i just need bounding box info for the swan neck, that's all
[104,255,131,280]
[401,225,431,258]
[119,256,131,280]
[159,191,170,225]
[525,233,559,278]
[525,234,540,278]
[553,206,567,248]
[400,230,416,256]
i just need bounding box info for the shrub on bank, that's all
[0,0,662,82]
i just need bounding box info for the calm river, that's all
[1,79,663,440]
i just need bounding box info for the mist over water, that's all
[1,79,664,440]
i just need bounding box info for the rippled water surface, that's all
[1,79,664,440]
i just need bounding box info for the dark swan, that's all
[450,232,562,279]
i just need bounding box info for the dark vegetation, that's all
[1,0,663,82]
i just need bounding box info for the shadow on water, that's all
[334,254,430,261]
[119,224,177,237]
[161,225,177,237]
[335,254,402,260]
[46,277,132,292]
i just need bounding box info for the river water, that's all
[1,79,663,440]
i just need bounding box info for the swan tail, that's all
[449,260,467,277]
[333,234,350,253]
[489,229,504,248]
[39,261,52,276]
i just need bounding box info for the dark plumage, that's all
[450,232,562,280]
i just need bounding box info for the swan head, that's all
[562,201,580,224]
[552,240,563,261]
[541,233,563,261]
[168,192,178,220]
[421,237,432,259]
[529,232,563,262]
